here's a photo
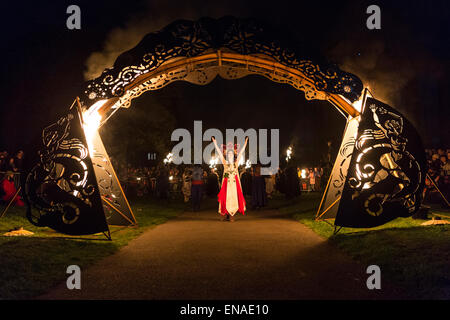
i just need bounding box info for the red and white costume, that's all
[213,139,248,216]
[217,163,246,216]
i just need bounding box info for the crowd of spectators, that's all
[116,162,306,204]
[117,163,220,199]
[0,150,24,173]
[295,167,328,193]
[117,158,330,211]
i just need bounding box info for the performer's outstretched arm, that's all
[236,137,249,165]
[212,137,226,165]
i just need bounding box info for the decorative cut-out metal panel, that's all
[317,116,359,220]
[109,60,329,112]
[334,97,426,228]
[24,105,109,235]
[82,16,363,106]
[89,129,137,226]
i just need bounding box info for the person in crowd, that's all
[283,166,301,199]
[156,164,169,199]
[314,167,322,192]
[126,167,138,197]
[308,168,316,191]
[136,168,146,197]
[118,164,128,190]
[275,168,285,195]
[439,155,450,198]
[212,167,221,188]
[206,167,220,198]
[326,141,333,163]
[440,155,450,177]
[191,164,204,211]
[0,151,9,172]
[149,166,157,194]
[424,167,440,202]
[240,167,252,197]
[202,169,208,198]
[423,149,450,205]
[265,171,276,199]
[251,164,267,210]
[321,162,332,191]
[1,171,24,206]
[182,166,192,203]
[430,153,441,171]
[173,167,181,192]
[9,150,24,172]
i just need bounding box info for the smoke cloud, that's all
[83,1,250,80]
[328,38,413,106]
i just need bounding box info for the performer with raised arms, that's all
[212,137,248,221]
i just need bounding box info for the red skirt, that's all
[217,175,246,215]
[1,179,24,206]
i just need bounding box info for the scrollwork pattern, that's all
[24,107,108,235]
[81,16,363,106]
[335,98,425,227]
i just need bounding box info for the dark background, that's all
[0,0,448,166]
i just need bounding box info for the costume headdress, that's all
[221,142,240,155]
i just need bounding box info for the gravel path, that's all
[39,207,402,299]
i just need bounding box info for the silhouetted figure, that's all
[9,150,24,173]
[240,168,252,196]
[0,151,9,172]
[276,168,286,194]
[191,165,204,211]
[156,165,169,199]
[182,166,192,202]
[284,166,301,199]
[206,168,220,198]
[251,165,267,209]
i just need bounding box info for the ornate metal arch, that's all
[24,16,426,236]
[82,17,363,107]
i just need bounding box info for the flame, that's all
[301,169,307,179]
[286,146,293,162]
[352,98,363,113]
[352,86,372,113]
[82,100,106,154]
[209,156,219,168]
[163,153,173,164]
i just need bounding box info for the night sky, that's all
[0,0,448,165]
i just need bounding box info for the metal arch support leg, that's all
[333,225,343,235]
[102,229,112,241]
[318,219,343,235]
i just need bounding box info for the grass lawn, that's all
[272,192,450,299]
[0,197,185,300]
